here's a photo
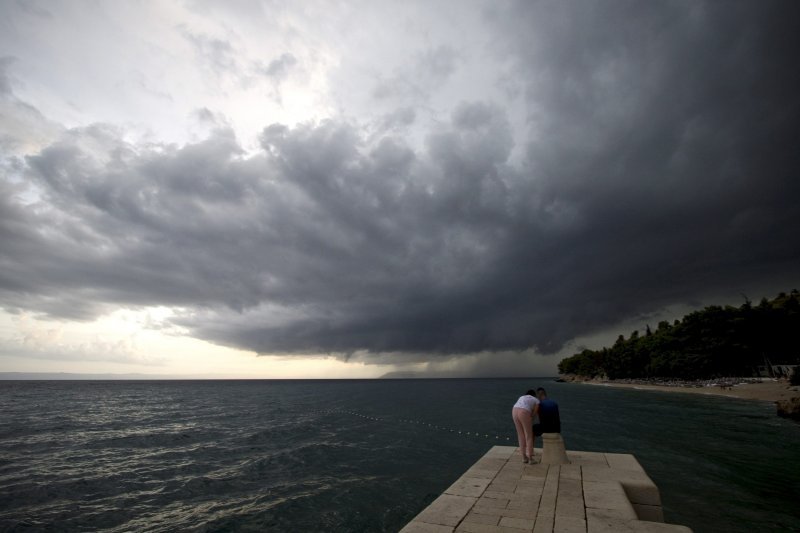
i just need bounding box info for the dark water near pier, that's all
[0,379,798,532]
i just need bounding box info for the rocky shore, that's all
[776,397,800,421]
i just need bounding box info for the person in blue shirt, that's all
[533,387,561,442]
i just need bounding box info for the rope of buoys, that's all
[321,408,514,443]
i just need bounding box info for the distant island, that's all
[558,290,800,381]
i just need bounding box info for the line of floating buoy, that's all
[321,408,514,443]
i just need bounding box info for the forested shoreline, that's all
[558,291,800,380]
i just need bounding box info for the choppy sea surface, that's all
[0,379,798,532]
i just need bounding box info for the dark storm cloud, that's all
[1,1,799,359]
[477,0,800,348]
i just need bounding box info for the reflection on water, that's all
[0,379,798,532]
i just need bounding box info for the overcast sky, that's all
[1,0,798,378]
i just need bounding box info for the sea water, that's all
[0,379,798,532]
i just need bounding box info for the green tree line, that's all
[558,290,800,380]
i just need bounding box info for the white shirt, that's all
[513,394,540,412]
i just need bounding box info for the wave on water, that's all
[0,379,798,532]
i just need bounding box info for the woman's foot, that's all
[523,455,530,464]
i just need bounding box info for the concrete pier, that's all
[400,446,692,533]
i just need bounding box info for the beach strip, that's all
[580,379,797,403]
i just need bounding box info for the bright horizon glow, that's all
[0,308,395,378]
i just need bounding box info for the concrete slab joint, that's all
[401,446,692,533]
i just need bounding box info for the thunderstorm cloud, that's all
[0,1,798,366]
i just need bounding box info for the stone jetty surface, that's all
[400,445,692,533]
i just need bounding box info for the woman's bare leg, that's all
[512,407,530,462]
[522,414,533,460]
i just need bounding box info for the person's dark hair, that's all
[526,389,537,396]
[537,387,546,396]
